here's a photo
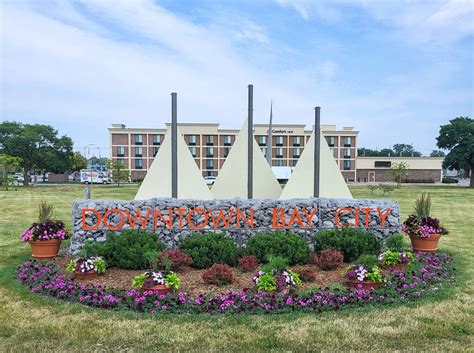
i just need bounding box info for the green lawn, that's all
[0,184,473,351]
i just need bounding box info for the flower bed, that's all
[17,252,455,315]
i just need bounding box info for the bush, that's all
[298,268,317,282]
[385,233,405,252]
[261,255,289,274]
[202,264,235,285]
[315,250,344,271]
[442,177,459,184]
[238,255,259,272]
[179,233,241,269]
[313,228,382,262]
[354,254,378,269]
[82,230,166,270]
[157,250,192,271]
[245,231,310,265]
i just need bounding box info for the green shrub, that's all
[385,233,405,252]
[354,254,378,269]
[82,230,166,270]
[179,233,241,269]
[313,228,382,262]
[245,231,310,265]
[260,255,289,274]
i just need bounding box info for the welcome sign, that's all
[69,198,400,254]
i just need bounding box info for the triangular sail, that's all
[211,119,282,199]
[280,132,352,199]
[135,128,213,200]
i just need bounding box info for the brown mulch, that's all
[55,256,345,297]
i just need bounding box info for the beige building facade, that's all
[356,157,444,183]
[109,123,359,181]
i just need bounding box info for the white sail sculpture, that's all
[280,132,352,199]
[135,128,213,200]
[211,119,282,199]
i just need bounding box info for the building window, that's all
[188,135,197,145]
[276,148,284,158]
[343,148,351,158]
[293,136,301,146]
[206,147,214,157]
[153,147,159,157]
[293,148,301,158]
[258,136,267,146]
[343,160,351,170]
[260,147,267,157]
[223,135,232,146]
[374,161,392,168]
[135,147,143,157]
[276,136,284,146]
[189,147,197,157]
[291,159,298,166]
[206,135,214,145]
[326,136,335,147]
[206,159,214,169]
[116,146,125,157]
[274,160,284,166]
[134,135,143,145]
[343,137,351,147]
[223,147,230,157]
[135,159,143,169]
[152,135,161,145]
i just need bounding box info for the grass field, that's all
[0,184,473,351]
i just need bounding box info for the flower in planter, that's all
[132,271,181,289]
[402,215,448,238]
[253,269,302,292]
[21,220,69,242]
[344,264,384,283]
[67,257,106,274]
[378,251,414,266]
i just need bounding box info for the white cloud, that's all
[234,21,269,44]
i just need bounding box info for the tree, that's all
[0,154,23,190]
[0,122,74,185]
[71,151,88,171]
[430,150,445,157]
[107,160,130,187]
[390,162,409,187]
[378,183,396,197]
[392,144,421,157]
[357,148,394,157]
[437,117,474,188]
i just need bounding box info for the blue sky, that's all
[1,0,473,156]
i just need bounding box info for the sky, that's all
[1,0,473,157]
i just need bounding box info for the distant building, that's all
[356,157,444,183]
[109,123,359,181]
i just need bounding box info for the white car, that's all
[204,176,216,185]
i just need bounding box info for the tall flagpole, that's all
[267,100,273,166]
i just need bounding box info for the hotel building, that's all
[109,123,359,182]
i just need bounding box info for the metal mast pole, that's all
[267,100,273,166]
[171,92,178,198]
[247,84,254,199]
[313,106,321,198]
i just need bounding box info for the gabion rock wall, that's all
[70,197,400,254]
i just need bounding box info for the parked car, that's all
[80,169,112,184]
[204,176,217,185]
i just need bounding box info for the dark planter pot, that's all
[345,280,381,290]
[141,284,171,294]
[409,233,441,252]
[74,270,97,280]
[29,239,61,260]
